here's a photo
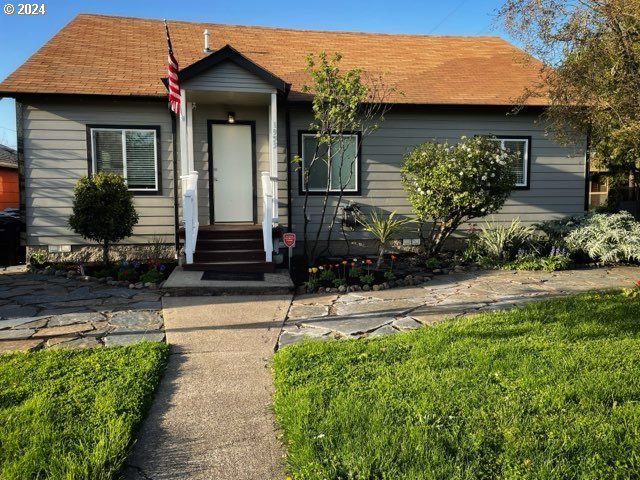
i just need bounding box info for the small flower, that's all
[635,279,640,287]
[312,267,318,273]
[318,265,324,270]
[390,254,397,261]
[341,260,348,265]
[365,259,373,265]
[308,267,313,273]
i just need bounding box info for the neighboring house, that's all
[0,145,18,211]
[0,14,587,271]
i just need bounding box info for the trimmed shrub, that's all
[68,173,139,264]
[401,135,517,256]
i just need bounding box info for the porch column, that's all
[186,100,195,174]
[269,92,279,223]
[179,89,189,177]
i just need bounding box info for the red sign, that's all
[283,232,296,248]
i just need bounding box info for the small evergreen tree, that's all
[69,173,139,264]
[401,136,517,256]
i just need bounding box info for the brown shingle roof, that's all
[0,13,548,105]
[0,145,17,169]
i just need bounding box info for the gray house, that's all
[0,14,586,271]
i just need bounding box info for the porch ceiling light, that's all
[227,112,235,124]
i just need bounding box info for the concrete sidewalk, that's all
[124,295,292,480]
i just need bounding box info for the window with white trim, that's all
[301,133,359,193]
[90,127,159,192]
[491,137,530,188]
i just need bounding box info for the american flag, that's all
[164,20,181,115]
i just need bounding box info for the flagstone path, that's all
[278,266,639,348]
[0,268,165,352]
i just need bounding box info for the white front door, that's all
[211,123,254,222]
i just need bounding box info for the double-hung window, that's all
[300,132,360,194]
[89,126,160,192]
[491,136,530,188]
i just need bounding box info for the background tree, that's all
[295,52,394,262]
[499,0,640,201]
[401,136,517,256]
[69,173,139,264]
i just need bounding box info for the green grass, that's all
[273,291,640,479]
[0,342,169,480]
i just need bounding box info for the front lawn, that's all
[273,291,640,479]
[0,342,168,480]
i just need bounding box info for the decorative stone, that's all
[0,305,39,318]
[129,284,135,289]
[18,317,50,329]
[50,337,100,349]
[299,314,394,336]
[338,285,347,293]
[368,324,398,337]
[335,298,421,317]
[103,329,165,346]
[33,323,94,338]
[288,304,329,319]
[107,280,119,286]
[109,310,163,330]
[98,277,107,284]
[392,316,423,331]
[432,269,442,274]
[277,331,306,348]
[362,284,371,291]
[325,288,332,293]
[55,270,66,277]
[372,284,381,291]
[0,328,35,340]
[0,339,43,352]
[48,312,105,327]
[134,282,144,289]
[46,336,76,347]
[0,316,49,330]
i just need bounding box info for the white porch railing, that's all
[261,171,274,263]
[181,171,199,264]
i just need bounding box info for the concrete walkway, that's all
[124,294,291,480]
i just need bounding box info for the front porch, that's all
[174,46,289,274]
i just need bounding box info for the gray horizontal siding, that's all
[22,100,175,247]
[289,108,587,239]
[182,60,276,94]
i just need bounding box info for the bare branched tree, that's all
[294,53,395,262]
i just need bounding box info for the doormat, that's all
[201,271,264,282]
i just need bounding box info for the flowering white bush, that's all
[400,136,517,255]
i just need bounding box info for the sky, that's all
[0,0,512,149]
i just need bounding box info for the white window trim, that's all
[491,137,529,188]
[301,133,359,193]
[90,127,159,192]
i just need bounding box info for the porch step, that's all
[197,225,263,240]
[182,261,275,273]
[194,249,266,263]
[196,238,264,251]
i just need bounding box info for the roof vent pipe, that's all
[203,29,211,53]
